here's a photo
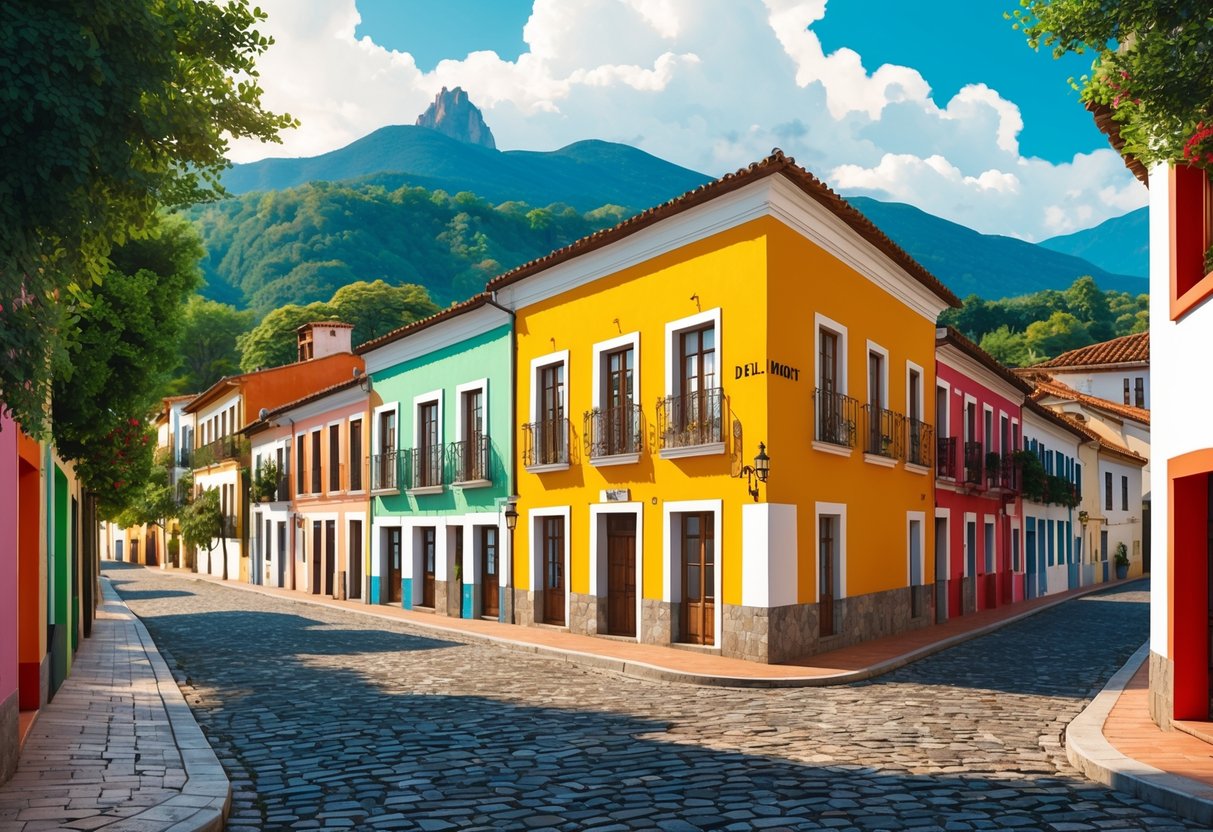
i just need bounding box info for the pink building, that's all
[934,328,1030,620]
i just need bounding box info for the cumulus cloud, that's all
[227,0,1146,241]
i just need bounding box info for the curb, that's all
[1066,641,1213,827]
[100,578,232,832]
[126,563,1146,689]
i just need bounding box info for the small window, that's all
[1123,378,1131,405]
[328,424,341,492]
[310,430,322,494]
[1105,471,1113,511]
[1121,475,1129,511]
[1134,378,1145,408]
[296,438,306,495]
[349,419,363,492]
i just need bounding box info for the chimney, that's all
[296,321,354,362]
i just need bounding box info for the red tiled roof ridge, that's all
[1030,331,1149,370]
[1019,372,1151,426]
[183,352,359,414]
[484,149,962,309]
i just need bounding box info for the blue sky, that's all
[231,0,1145,241]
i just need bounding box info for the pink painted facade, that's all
[934,329,1031,621]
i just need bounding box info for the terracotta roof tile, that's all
[936,327,1034,395]
[1017,371,1151,426]
[1056,411,1148,467]
[1031,331,1149,370]
[1087,100,1149,186]
[484,149,962,309]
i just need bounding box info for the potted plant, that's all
[1114,542,1130,579]
[252,459,281,504]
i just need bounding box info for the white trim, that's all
[905,360,924,422]
[347,415,365,494]
[813,313,849,396]
[663,308,721,398]
[935,378,951,440]
[982,403,995,451]
[998,410,1010,456]
[963,394,978,442]
[963,511,978,577]
[906,511,926,586]
[591,332,641,411]
[454,378,489,444]
[325,419,343,495]
[361,303,511,374]
[814,502,848,602]
[270,385,365,424]
[528,349,570,424]
[588,502,644,642]
[863,453,897,468]
[659,442,725,460]
[865,340,890,408]
[528,505,572,627]
[812,440,852,458]
[904,462,930,476]
[372,402,399,454]
[983,513,997,573]
[661,498,723,647]
[411,388,444,451]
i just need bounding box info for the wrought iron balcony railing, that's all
[658,388,725,450]
[585,403,643,459]
[197,435,245,466]
[906,418,934,468]
[937,436,957,479]
[523,418,569,468]
[450,434,490,484]
[963,441,984,486]
[863,404,905,459]
[985,453,1020,493]
[814,388,858,448]
[409,445,446,490]
[371,450,399,491]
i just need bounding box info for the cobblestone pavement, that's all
[105,563,1194,832]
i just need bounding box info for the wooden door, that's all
[311,521,321,594]
[349,520,362,600]
[276,521,286,588]
[387,527,403,603]
[820,515,836,636]
[934,516,948,624]
[422,527,436,608]
[480,526,499,618]
[607,515,636,636]
[681,512,715,645]
[541,516,565,625]
[325,520,336,596]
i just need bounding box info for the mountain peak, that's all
[415,86,496,150]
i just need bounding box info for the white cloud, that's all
[227,0,1147,241]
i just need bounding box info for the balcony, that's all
[963,441,984,486]
[371,450,399,492]
[985,453,1020,493]
[936,436,957,479]
[450,434,491,485]
[658,388,725,457]
[906,418,934,468]
[814,388,858,449]
[585,403,643,463]
[523,418,570,470]
[862,405,905,460]
[409,445,446,492]
[176,447,192,468]
[196,435,245,467]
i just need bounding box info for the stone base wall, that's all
[569,592,599,635]
[1148,649,1174,731]
[512,589,534,627]
[640,599,674,645]
[0,689,16,787]
[434,579,450,616]
[961,577,976,615]
[721,585,925,663]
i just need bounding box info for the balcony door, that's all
[680,326,715,439]
[480,526,499,619]
[325,519,336,597]
[462,388,484,480]
[386,527,402,604]
[377,410,396,489]
[418,401,439,487]
[539,363,565,464]
[605,346,634,454]
[541,516,565,625]
[681,512,715,645]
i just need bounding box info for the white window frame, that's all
[982,403,995,451]
[347,415,365,494]
[813,313,849,396]
[371,402,399,493]
[528,505,572,627]
[865,340,889,408]
[936,379,951,439]
[410,389,445,495]
[814,502,848,603]
[663,308,721,398]
[591,332,641,466]
[453,378,489,443]
[589,502,644,641]
[325,418,344,495]
[963,512,978,577]
[905,361,924,421]
[983,514,997,574]
[528,349,571,473]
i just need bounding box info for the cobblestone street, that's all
[104,564,1196,832]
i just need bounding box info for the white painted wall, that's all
[740,503,798,609]
[1051,369,1150,409]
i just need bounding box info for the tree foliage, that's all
[939,276,1147,366]
[236,281,440,372]
[180,486,229,579]
[52,215,202,515]
[1011,0,1213,167]
[186,182,625,316]
[113,449,183,530]
[169,296,254,394]
[0,0,294,435]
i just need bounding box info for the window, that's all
[1123,378,1131,405]
[1134,378,1145,408]
[414,397,442,489]
[1121,475,1129,511]
[1000,415,1009,456]
[276,445,287,501]
[864,343,890,457]
[455,382,489,483]
[1012,527,1021,573]
[597,345,637,456]
[349,419,363,491]
[906,365,927,467]
[328,423,341,492]
[310,430,322,494]
[373,407,397,491]
[296,437,305,494]
[1169,165,1213,319]
[1105,471,1113,511]
[526,357,568,468]
[935,383,953,477]
[984,520,995,573]
[670,324,721,448]
[816,328,848,446]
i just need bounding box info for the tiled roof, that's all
[354,294,492,355]
[1018,372,1151,426]
[936,327,1034,395]
[183,353,359,414]
[1031,331,1149,370]
[1056,412,1148,467]
[484,150,962,309]
[245,377,364,434]
[1023,398,1091,442]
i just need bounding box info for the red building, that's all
[934,327,1031,620]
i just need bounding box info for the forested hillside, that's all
[187,183,628,315]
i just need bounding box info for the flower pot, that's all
[1115,563,1129,580]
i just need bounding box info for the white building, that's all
[1020,402,1086,599]
[1029,332,1150,409]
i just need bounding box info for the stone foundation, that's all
[1148,649,1174,731]
[512,589,534,627]
[434,579,450,616]
[0,689,16,787]
[568,592,599,635]
[640,599,673,645]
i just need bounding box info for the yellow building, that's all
[489,152,960,662]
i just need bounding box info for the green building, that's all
[358,295,515,620]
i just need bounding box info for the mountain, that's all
[416,86,496,149]
[846,197,1147,298]
[221,126,712,212]
[1038,207,1148,280]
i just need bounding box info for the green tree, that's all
[1,0,295,436]
[1011,0,1213,167]
[1064,275,1115,340]
[170,297,255,395]
[52,215,202,515]
[180,487,229,581]
[236,301,335,372]
[979,325,1036,367]
[331,280,440,346]
[113,449,184,531]
[1024,311,1092,359]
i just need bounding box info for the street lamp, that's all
[501,498,519,624]
[737,442,770,502]
[504,503,519,531]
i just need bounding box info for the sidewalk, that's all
[0,580,229,832]
[1067,644,1213,827]
[149,563,1143,687]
